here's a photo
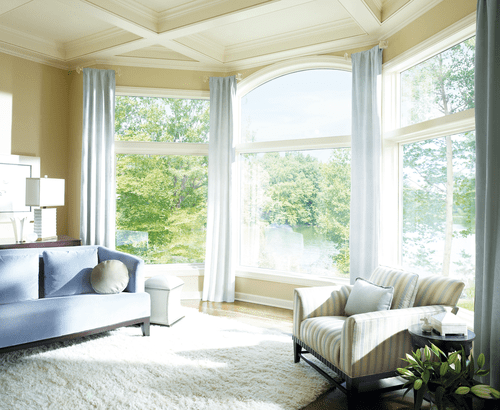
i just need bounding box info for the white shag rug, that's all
[0,308,330,410]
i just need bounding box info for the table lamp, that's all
[25,176,65,240]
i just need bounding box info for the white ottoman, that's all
[145,275,185,326]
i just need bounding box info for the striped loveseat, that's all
[292,266,465,404]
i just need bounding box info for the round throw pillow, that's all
[91,259,129,294]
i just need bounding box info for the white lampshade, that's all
[25,176,65,240]
[25,177,65,207]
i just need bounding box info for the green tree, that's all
[401,37,475,280]
[115,96,209,264]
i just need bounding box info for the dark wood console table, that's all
[0,235,81,250]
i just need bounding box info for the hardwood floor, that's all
[181,300,497,410]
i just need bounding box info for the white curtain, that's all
[202,76,237,302]
[475,0,500,390]
[350,46,383,284]
[80,68,116,247]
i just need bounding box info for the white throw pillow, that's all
[91,259,129,294]
[344,277,394,316]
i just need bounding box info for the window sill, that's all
[235,267,349,287]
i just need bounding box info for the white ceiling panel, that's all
[200,0,350,47]
[0,0,445,71]
[0,0,114,43]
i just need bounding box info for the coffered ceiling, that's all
[0,0,442,71]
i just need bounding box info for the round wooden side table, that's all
[408,324,475,356]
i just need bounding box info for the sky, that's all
[240,69,352,143]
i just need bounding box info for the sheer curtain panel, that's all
[350,46,383,283]
[202,76,237,302]
[475,0,500,390]
[80,68,116,247]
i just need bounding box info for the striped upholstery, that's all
[369,266,419,309]
[293,285,351,338]
[413,275,465,307]
[300,316,346,366]
[339,305,447,377]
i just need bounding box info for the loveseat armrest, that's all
[293,285,352,338]
[339,305,448,379]
[97,247,145,293]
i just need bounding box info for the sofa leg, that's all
[346,379,359,410]
[142,319,150,336]
[294,342,301,363]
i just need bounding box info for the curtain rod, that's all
[203,73,243,83]
[75,66,122,77]
[344,40,389,60]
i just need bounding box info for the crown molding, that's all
[0,42,69,70]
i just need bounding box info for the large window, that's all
[238,68,352,279]
[402,132,475,310]
[384,29,476,312]
[115,95,209,264]
[400,36,475,127]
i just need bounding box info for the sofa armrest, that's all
[97,247,145,293]
[293,285,352,338]
[339,305,448,378]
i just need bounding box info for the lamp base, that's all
[34,208,58,240]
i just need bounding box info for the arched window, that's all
[236,59,352,280]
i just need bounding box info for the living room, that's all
[1,0,498,409]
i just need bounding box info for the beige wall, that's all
[2,0,476,306]
[0,53,70,236]
[384,0,476,63]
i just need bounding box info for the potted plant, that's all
[397,343,499,410]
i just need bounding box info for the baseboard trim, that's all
[181,291,293,310]
[235,292,293,310]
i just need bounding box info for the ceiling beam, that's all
[54,0,157,37]
[337,0,382,33]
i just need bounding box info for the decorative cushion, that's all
[369,266,419,309]
[344,278,394,316]
[0,253,39,304]
[43,248,98,297]
[413,275,465,307]
[91,259,129,294]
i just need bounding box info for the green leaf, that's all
[477,353,485,368]
[489,387,500,399]
[422,369,430,384]
[471,385,493,399]
[455,386,470,395]
[440,362,449,376]
[414,379,423,390]
[423,345,431,361]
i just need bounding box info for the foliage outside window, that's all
[400,36,475,127]
[399,36,475,311]
[239,69,352,278]
[402,132,475,310]
[115,96,209,264]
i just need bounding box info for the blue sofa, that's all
[0,245,150,353]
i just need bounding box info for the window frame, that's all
[234,56,353,287]
[114,86,209,278]
[380,14,476,325]
[380,13,476,269]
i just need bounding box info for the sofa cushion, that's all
[413,275,465,307]
[300,316,346,367]
[344,278,394,316]
[43,248,98,297]
[91,259,129,294]
[369,266,419,309]
[0,253,39,304]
